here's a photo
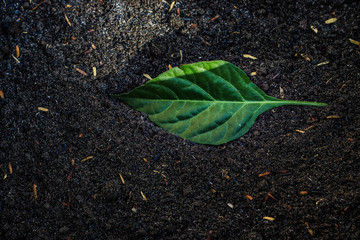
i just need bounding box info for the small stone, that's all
[197,8,205,15]
[59,226,69,233]
[326,45,336,55]
[261,82,269,91]
[299,19,307,29]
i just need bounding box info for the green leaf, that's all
[113,60,327,145]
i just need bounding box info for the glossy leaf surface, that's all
[113,60,327,145]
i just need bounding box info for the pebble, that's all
[59,226,69,233]
[261,82,269,91]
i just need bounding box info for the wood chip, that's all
[33,184,38,199]
[8,162,12,174]
[245,194,253,200]
[93,66,96,77]
[325,76,336,84]
[0,90,4,99]
[143,73,152,80]
[119,173,125,185]
[308,228,315,236]
[65,14,72,26]
[91,43,97,49]
[301,54,311,61]
[153,170,167,179]
[250,72,257,76]
[300,191,308,195]
[209,14,220,22]
[310,26,318,33]
[258,172,271,177]
[316,198,324,205]
[16,45,20,57]
[81,156,94,162]
[304,125,314,131]
[316,61,329,66]
[126,191,132,204]
[325,17,337,24]
[349,38,360,46]
[326,115,340,119]
[126,16,134,23]
[296,130,306,134]
[339,83,346,91]
[305,222,315,236]
[11,55,20,63]
[263,216,275,221]
[141,191,147,201]
[67,170,73,181]
[38,107,49,112]
[169,1,175,12]
[279,87,285,99]
[267,193,276,200]
[76,67,87,76]
[243,54,257,60]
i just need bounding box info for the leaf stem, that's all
[280,100,328,107]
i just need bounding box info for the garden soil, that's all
[0,0,359,239]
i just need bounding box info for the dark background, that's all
[1,0,359,239]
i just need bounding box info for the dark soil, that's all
[1,0,359,239]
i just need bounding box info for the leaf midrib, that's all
[122,96,327,106]
[123,98,283,104]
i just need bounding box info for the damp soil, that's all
[0,0,359,239]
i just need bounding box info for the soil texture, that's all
[0,0,359,239]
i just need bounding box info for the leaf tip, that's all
[316,102,328,107]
